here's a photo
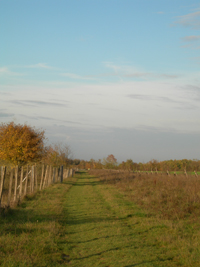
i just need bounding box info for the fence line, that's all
[0,164,75,209]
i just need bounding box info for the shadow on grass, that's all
[0,197,129,234]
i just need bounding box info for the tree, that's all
[73,159,80,165]
[0,122,45,165]
[44,143,72,167]
[103,154,117,169]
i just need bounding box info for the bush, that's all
[0,122,46,165]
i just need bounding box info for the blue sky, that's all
[1,0,200,162]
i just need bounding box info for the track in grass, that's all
[60,172,184,267]
[0,171,199,266]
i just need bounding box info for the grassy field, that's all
[1,171,200,266]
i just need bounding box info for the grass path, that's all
[0,171,199,266]
[61,172,183,267]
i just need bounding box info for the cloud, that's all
[127,94,179,103]
[127,94,197,110]
[27,63,52,69]
[25,100,67,107]
[192,56,200,63]
[10,100,68,107]
[103,62,153,79]
[0,67,22,76]
[182,35,200,42]
[0,91,11,95]
[45,124,200,162]
[182,84,200,101]
[0,67,8,74]
[159,74,179,79]
[103,62,179,80]
[61,72,93,80]
[0,112,14,118]
[19,114,83,125]
[174,10,200,29]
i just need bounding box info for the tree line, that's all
[1,122,198,172]
[0,122,79,167]
[76,156,200,172]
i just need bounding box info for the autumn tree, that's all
[73,159,80,166]
[44,143,72,167]
[95,159,103,169]
[0,122,46,165]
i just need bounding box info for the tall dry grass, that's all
[89,169,200,220]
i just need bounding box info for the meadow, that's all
[1,170,200,266]
[89,169,200,220]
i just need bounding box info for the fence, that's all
[0,164,75,209]
[135,170,199,177]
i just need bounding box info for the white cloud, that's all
[103,62,150,78]
[1,77,200,134]
[103,62,179,80]
[27,63,53,69]
[0,67,23,76]
[61,72,93,80]
[0,67,8,73]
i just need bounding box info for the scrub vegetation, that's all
[89,169,200,220]
[1,171,200,266]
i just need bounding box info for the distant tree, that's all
[95,159,103,169]
[118,161,126,170]
[125,159,135,171]
[79,160,86,169]
[103,154,117,169]
[73,159,80,165]
[44,143,72,167]
[0,121,45,166]
[89,158,95,169]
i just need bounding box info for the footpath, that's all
[60,172,177,267]
[0,171,187,267]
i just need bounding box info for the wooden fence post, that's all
[184,169,188,177]
[42,165,49,189]
[31,165,35,193]
[69,168,72,177]
[53,167,56,183]
[14,166,18,202]
[24,165,29,196]
[19,166,23,199]
[60,166,63,183]
[0,166,6,208]
[35,165,38,191]
[64,168,69,179]
[58,167,60,182]
[48,165,52,185]
[7,168,13,206]
[39,164,44,190]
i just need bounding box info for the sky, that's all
[0,0,200,163]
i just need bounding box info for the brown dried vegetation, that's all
[89,169,200,221]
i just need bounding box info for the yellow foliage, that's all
[0,122,46,165]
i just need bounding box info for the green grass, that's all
[1,171,200,266]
